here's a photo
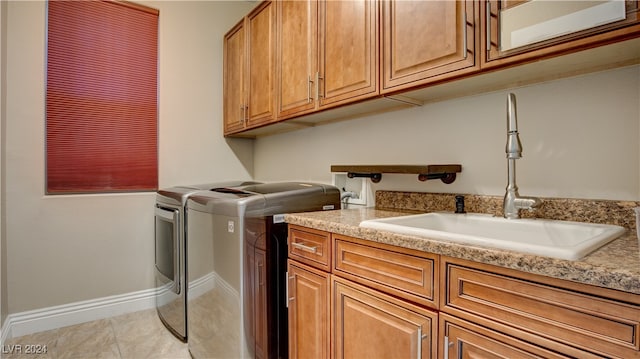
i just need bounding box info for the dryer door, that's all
[155,205,180,294]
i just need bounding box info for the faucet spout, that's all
[503,93,541,219]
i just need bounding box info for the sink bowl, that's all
[359,212,626,260]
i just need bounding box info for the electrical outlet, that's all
[333,173,371,207]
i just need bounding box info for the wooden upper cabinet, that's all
[381,0,479,93]
[277,0,319,119]
[318,0,379,108]
[223,20,245,134]
[482,0,640,68]
[246,1,277,128]
[223,1,276,136]
[277,0,379,119]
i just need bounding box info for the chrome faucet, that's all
[503,93,542,219]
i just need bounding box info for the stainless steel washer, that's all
[186,182,339,358]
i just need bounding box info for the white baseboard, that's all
[1,316,11,346]
[1,272,219,344]
[2,287,157,342]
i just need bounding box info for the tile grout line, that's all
[109,318,124,359]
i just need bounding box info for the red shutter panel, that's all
[46,0,158,194]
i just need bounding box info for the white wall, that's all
[254,65,640,202]
[4,0,255,314]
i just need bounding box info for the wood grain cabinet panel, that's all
[253,248,268,359]
[244,241,269,358]
[278,0,379,119]
[287,261,330,359]
[223,20,245,134]
[246,2,277,128]
[442,257,640,358]
[318,0,379,108]
[288,225,331,272]
[333,277,438,359]
[439,313,571,358]
[224,1,277,135]
[277,0,318,119]
[381,0,479,93]
[333,235,438,309]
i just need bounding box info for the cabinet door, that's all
[381,0,477,93]
[287,261,330,359]
[439,313,570,359]
[223,19,246,134]
[246,1,277,128]
[253,248,268,359]
[333,277,437,359]
[483,0,640,68]
[277,0,318,119]
[318,0,378,108]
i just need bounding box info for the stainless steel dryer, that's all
[186,182,339,359]
[154,181,260,341]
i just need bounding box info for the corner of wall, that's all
[1,0,9,332]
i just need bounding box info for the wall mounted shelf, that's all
[330,164,462,184]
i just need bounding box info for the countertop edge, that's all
[284,209,640,295]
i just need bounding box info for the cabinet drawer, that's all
[334,236,438,309]
[288,225,331,271]
[439,313,570,359]
[442,259,640,358]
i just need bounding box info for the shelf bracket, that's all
[347,172,383,183]
[332,164,462,184]
[418,172,457,184]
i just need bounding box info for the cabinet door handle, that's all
[239,105,244,124]
[443,335,454,358]
[417,326,422,359]
[316,72,323,100]
[486,1,491,51]
[416,326,428,359]
[257,260,264,285]
[286,272,294,307]
[307,75,314,103]
[463,12,468,60]
[291,241,318,253]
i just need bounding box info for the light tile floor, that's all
[2,309,190,359]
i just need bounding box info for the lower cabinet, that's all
[333,277,437,359]
[286,224,640,359]
[287,260,330,359]
[441,256,640,358]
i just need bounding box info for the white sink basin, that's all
[359,212,626,260]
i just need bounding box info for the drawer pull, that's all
[291,242,318,254]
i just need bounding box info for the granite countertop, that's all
[284,208,640,295]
